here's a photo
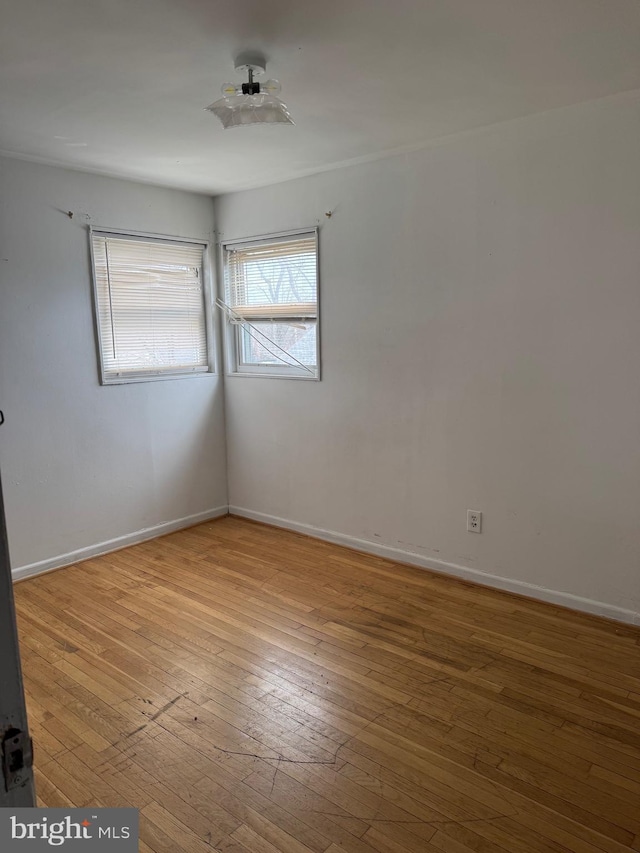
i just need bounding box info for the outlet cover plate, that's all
[467,510,482,533]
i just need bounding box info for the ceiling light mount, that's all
[235,52,265,94]
[233,51,266,77]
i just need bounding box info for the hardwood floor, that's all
[14,515,640,853]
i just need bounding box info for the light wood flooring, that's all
[14,515,640,853]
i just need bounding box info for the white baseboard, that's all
[14,500,638,627]
[229,506,640,627]
[12,505,229,582]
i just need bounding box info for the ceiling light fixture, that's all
[205,52,294,129]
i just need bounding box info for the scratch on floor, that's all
[112,692,188,748]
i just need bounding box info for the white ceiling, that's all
[2,0,640,195]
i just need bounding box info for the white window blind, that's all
[225,234,317,320]
[91,232,209,382]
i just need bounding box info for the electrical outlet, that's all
[467,510,482,533]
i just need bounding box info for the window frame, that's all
[89,227,216,386]
[220,227,321,381]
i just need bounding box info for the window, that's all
[221,229,319,379]
[90,231,211,384]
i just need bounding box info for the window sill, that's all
[101,370,216,386]
[226,370,320,381]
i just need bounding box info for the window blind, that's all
[92,233,208,379]
[225,233,317,319]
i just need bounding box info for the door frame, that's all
[0,412,35,807]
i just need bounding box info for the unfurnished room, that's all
[0,1,639,851]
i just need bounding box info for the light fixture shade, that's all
[206,93,294,128]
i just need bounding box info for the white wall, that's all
[0,157,227,576]
[215,93,640,624]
